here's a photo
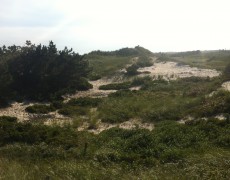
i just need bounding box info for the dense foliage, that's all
[0,116,229,179]
[0,41,92,101]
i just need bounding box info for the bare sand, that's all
[0,102,69,122]
[65,78,117,100]
[221,81,230,91]
[138,62,220,79]
[78,118,154,134]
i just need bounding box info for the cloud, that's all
[0,0,63,27]
[0,0,230,53]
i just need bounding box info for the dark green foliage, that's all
[96,119,230,164]
[0,116,78,148]
[223,63,230,80]
[0,117,229,179]
[0,41,92,101]
[131,76,152,86]
[25,104,55,114]
[126,64,139,76]
[0,97,10,108]
[58,106,89,116]
[88,73,101,81]
[0,116,17,123]
[58,97,102,117]
[50,101,64,109]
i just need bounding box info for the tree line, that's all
[0,41,92,105]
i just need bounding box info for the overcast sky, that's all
[1,0,230,54]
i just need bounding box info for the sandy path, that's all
[78,118,154,134]
[138,62,220,79]
[65,78,119,100]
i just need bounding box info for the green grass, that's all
[87,55,132,78]
[0,118,229,179]
[97,77,222,123]
[158,50,230,71]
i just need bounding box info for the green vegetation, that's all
[136,55,153,67]
[126,64,139,76]
[97,77,222,123]
[99,77,152,91]
[87,55,132,78]
[0,41,92,101]
[87,46,154,78]
[1,45,230,179]
[157,50,230,70]
[58,97,102,117]
[25,104,56,114]
[0,116,229,179]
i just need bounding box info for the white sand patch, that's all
[215,114,226,121]
[0,102,33,121]
[138,62,220,79]
[78,118,154,134]
[221,81,230,91]
[129,86,141,91]
[178,116,194,124]
[0,102,69,122]
[65,78,117,100]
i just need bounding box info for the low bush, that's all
[126,64,139,76]
[58,106,89,116]
[25,104,55,114]
[88,73,101,81]
[131,76,152,86]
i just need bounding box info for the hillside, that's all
[0,44,230,179]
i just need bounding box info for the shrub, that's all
[51,101,64,109]
[58,106,89,116]
[126,64,139,76]
[25,104,55,114]
[160,148,184,163]
[88,73,101,81]
[131,76,152,86]
[0,116,17,122]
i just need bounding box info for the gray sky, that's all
[1,0,230,54]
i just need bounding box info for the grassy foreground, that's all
[0,115,229,179]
